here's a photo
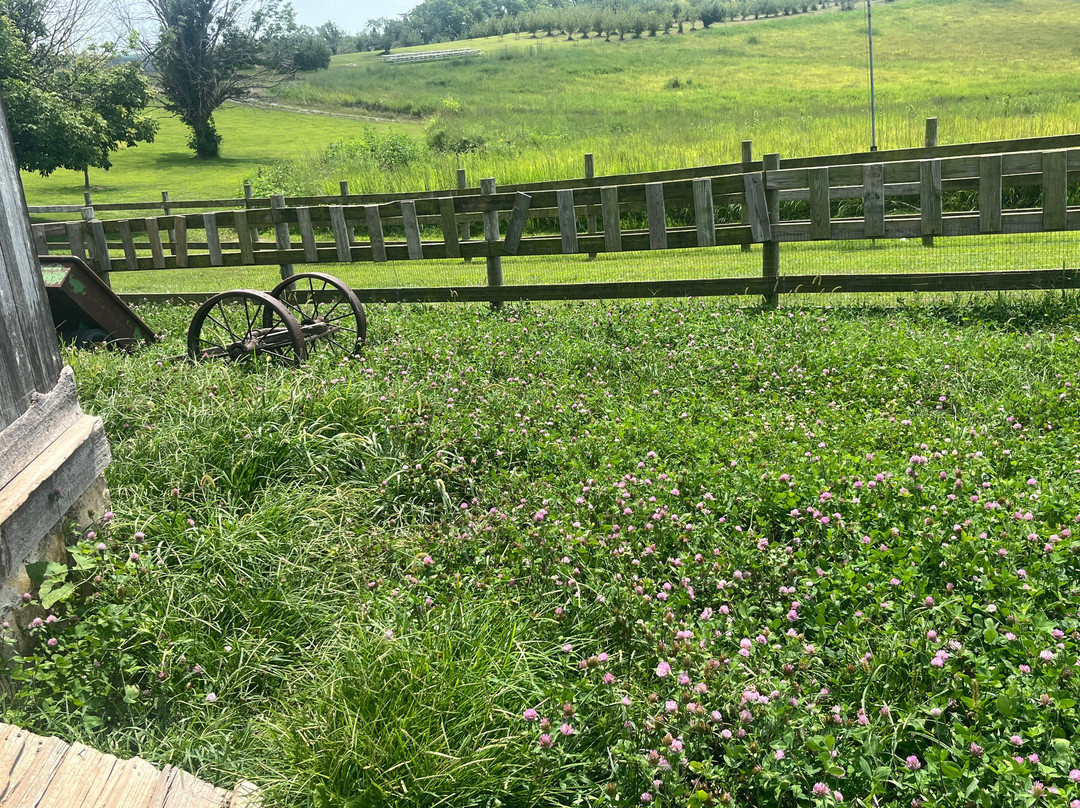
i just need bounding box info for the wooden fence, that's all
[29,137,1080,305]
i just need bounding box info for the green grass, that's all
[5,296,1080,807]
[106,232,1080,296]
[19,105,418,207]
[262,0,1080,193]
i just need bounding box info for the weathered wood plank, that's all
[808,167,831,240]
[173,217,188,268]
[585,153,598,258]
[863,163,885,238]
[557,189,578,253]
[480,178,503,303]
[89,219,110,282]
[439,197,461,259]
[761,153,781,309]
[202,213,223,267]
[234,211,254,265]
[1042,150,1067,230]
[296,207,318,262]
[328,205,352,261]
[1,736,70,806]
[979,155,1002,233]
[145,218,166,269]
[64,222,86,260]
[37,743,118,808]
[365,205,387,262]
[271,194,294,279]
[600,186,622,252]
[502,193,532,256]
[920,159,943,236]
[692,178,715,248]
[400,200,424,259]
[645,183,667,250]
[116,219,138,271]
[91,755,163,807]
[32,225,49,255]
[742,173,771,243]
[0,366,82,490]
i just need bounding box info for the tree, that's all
[144,0,291,159]
[0,0,157,177]
[316,20,344,54]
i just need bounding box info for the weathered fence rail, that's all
[28,126,1080,218]
[29,138,1080,305]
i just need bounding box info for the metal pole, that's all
[867,0,877,152]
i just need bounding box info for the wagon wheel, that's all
[266,272,367,356]
[187,290,307,365]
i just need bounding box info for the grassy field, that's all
[18,105,417,207]
[19,0,1080,209]
[4,296,1080,808]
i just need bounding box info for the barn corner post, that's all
[0,92,112,645]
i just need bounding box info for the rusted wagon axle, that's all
[187,272,366,365]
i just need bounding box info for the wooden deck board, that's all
[37,744,119,808]
[0,724,253,807]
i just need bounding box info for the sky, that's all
[290,0,418,32]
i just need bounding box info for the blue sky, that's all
[290,0,418,32]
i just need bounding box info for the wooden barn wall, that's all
[0,91,62,433]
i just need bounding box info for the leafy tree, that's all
[0,0,156,177]
[144,0,294,158]
[316,20,345,54]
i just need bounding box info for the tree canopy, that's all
[0,0,157,176]
[145,0,330,159]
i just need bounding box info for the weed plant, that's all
[3,294,1080,807]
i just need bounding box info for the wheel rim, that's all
[266,272,367,356]
[188,290,307,365]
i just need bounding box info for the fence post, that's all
[481,177,503,310]
[162,191,175,255]
[922,117,938,247]
[271,194,294,280]
[82,206,111,287]
[741,140,753,252]
[585,153,597,260]
[244,182,260,245]
[458,168,472,262]
[762,153,780,309]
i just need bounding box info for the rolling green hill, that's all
[20,0,1080,204]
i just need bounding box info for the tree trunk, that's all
[186,115,222,160]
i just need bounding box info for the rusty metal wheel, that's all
[187,289,307,365]
[266,272,367,357]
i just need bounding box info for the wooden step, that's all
[0,723,257,808]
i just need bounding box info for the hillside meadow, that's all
[18,0,1080,209]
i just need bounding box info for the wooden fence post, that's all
[458,168,472,262]
[82,207,111,287]
[271,194,294,280]
[922,117,938,247]
[162,191,175,255]
[481,177,503,310]
[741,140,753,252]
[585,153,598,259]
[243,183,260,245]
[761,153,780,309]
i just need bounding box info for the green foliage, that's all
[3,295,1080,805]
[0,0,156,176]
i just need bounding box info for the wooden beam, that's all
[920,159,943,237]
[863,163,885,238]
[692,178,716,247]
[978,155,1002,233]
[557,189,578,253]
[601,186,622,252]
[808,167,831,240]
[646,183,667,250]
[502,193,533,256]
